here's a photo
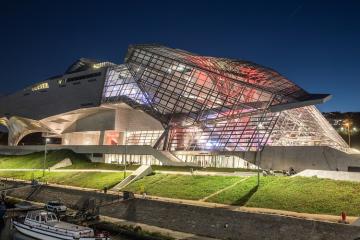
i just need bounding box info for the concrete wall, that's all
[259,146,360,172]
[5,181,360,240]
[64,110,115,133]
[115,108,163,132]
[0,68,106,120]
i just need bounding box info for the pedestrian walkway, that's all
[156,170,257,177]
[199,177,248,202]
[0,168,257,176]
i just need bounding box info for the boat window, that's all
[41,215,46,222]
[36,216,40,222]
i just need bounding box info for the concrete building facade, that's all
[0,44,359,171]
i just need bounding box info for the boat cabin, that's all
[25,210,58,225]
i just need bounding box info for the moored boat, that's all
[12,210,110,240]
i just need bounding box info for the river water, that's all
[0,219,129,240]
[0,219,35,240]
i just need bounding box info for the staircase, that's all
[150,149,195,166]
[26,185,42,200]
[160,151,182,163]
[111,165,153,191]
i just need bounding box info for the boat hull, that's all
[13,221,110,240]
[14,221,73,240]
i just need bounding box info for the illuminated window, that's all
[57,79,65,85]
[31,82,49,91]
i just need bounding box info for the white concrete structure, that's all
[0,45,358,171]
[295,169,360,182]
[112,165,153,191]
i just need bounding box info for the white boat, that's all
[12,210,110,240]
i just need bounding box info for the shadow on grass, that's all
[232,184,258,206]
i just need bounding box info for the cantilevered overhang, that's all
[269,94,332,112]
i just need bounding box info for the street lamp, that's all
[43,138,50,177]
[342,119,357,147]
[124,129,127,180]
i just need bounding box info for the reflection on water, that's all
[11,232,36,240]
[0,219,36,240]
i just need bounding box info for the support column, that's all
[99,131,105,145]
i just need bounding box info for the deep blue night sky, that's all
[1,0,359,112]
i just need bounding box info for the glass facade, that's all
[176,154,257,169]
[104,154,162,165]
[101,44,348,153]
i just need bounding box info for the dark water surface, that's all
[0,219,35,240]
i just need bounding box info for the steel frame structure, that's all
[102,44,348,152]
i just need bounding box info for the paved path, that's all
[156,170,257,177]
[199,177,249,202]
[0,168,257,177]
[0,168,133,173]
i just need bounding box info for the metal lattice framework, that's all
[269,106,348,151]
[101,44,348,152]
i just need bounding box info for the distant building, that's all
[1,44,359,171]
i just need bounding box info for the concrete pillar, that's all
[99,131,105,145]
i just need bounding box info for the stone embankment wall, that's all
[4,180,360,240]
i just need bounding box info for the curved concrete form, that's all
[7,116,54,146]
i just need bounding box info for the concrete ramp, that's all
[294,169,360,182]
[112,165,153,191]
[149,149,196,166]
[160,151,183,163]
[50,158,72,170]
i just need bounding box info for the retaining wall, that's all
[4,180,360,240]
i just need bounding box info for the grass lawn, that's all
[0,150,89,169]
[123,173,241,200]
[0,150,257,173]
[61,157,138,171]
[206,176,360,216]
[0,170,128,189]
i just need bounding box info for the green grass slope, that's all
[0,170,128,189]
[207,176,360,216]
[0,150,89,169]
[123,174,241,200]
